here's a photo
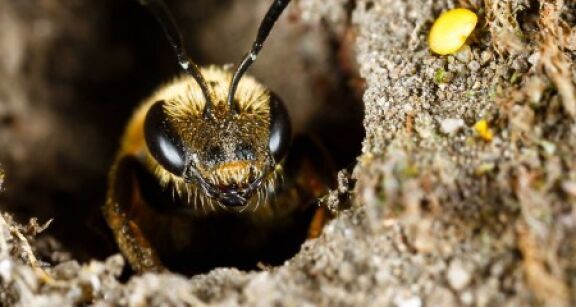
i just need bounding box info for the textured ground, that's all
[1,0,576,306]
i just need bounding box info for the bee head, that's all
[139,0,292,208]
[143,72,291,207]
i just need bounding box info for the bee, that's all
[103,0,334,273]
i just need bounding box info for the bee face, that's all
[144,69,291,208]
[104,0,329,273]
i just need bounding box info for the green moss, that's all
[434,68,446,84]
[510,72,522,84]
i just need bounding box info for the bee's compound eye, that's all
[268,93,292,162]
[144,101,186,176]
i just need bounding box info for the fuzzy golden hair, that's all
[119,66,281,215]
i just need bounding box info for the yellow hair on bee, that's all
[148,66,270,119]
[212,161,256,186]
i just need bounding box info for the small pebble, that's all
[440,118,465,135]
[480,50,492,65]
[454,45,472,63]
[447,260,472,290]
[461,291,474,305]
[562,181,576,197]
[338,262,355,282]
[467,60,480,72]
[0,260,13,281]
[396,296,422,307]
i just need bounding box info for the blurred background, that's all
[0,0,363,262]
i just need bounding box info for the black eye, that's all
[268,93,291,162]
[144,101,186,176]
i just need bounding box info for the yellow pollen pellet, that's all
[474,119,493,142]
[429,8,478,55]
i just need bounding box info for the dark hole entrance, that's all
[0,0,363,276]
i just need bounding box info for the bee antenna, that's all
[227,0,292,110]
[139,0,214,116]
